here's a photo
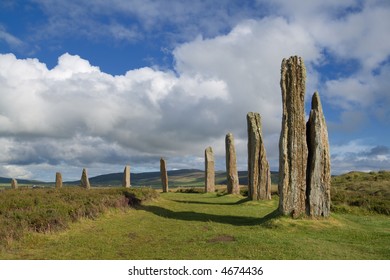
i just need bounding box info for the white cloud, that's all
[266,0,390,71]
[173,17,322,165]
[323,62,390,131]
[0,51,233,179]
[331,140,390,174]
[1,1,390,179]
[0,165,33,179]
[0,16,323,180]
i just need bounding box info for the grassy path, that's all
[1,192,389,259]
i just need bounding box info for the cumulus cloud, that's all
[0,16,323,180]
[266,0,390,67]
[1,1,390,180]
[0,52,231,179]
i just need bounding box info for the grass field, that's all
[1,184,389,260]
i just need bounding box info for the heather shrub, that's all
[0,187,158,247]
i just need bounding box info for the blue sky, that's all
[0,0,389,181]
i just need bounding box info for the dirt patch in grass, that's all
[207,235,236,243]
[128,232,138,239]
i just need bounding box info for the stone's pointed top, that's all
[226,133,233,145]
[247,112,261,124]
[226,132,235,142]
[285,56,304,69]
[247,111,258,117]
[205,147,214,161]
[282,55,304,64]
[311,91,322,112]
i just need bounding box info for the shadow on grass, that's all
[138,205,280,226]
[171,197,250,206]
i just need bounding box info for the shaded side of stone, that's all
[11,178,18,189]
[278,56,308,217]
[205,146,215,193]
[306,92,331,217]
[160,158,168,192]
[80,168,91,189]
[247,112,272,200]
[225,133,240,194]
[55,172,63,189]
[122,165,131,188]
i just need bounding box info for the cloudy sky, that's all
[0,0,389,181]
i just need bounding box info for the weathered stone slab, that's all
[306,92,331,217]
[278,56,308,217]
[11,178,18,189]
[80,168,91,189]
[160,158,168,192]
[247,112,271,200]
[205,146,215,193]
[55,172,63,189]
[225,133,240,194]
[122,165,131,188]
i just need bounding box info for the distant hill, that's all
[1,169,279,188]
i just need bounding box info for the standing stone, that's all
[306,92,331,217]
[55,172,63,189]
[278,56,308,217]
[122,165,131,188]
[247,112,271,200]
[11,178,18,189]
[160,158,168,192]
[205,146,215,193]
[225,133,240,194]
[80,168,91,189]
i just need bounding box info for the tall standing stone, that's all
[247,112,271,200]
[306,92,331,217]
[279,56,308,217]
[205,146,215,193]
[55,172,63,189]
[122,165,131,188]
[80,168,91,189]
[11,178,18,189]
[160,158,168,192]
[225,133,240,195]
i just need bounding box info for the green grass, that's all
[0,171,389,260]
[1,190,388,260]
